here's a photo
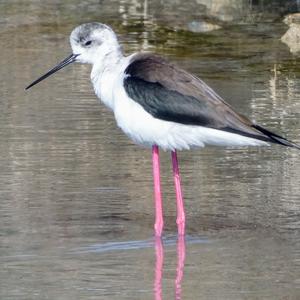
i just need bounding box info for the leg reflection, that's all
[154,237,164,300]
[153,236,186,300]
[175,236,186,300]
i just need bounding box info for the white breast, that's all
[91,67,116,110]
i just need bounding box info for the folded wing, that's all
[124,53,299,148]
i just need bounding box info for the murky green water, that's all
[1,1,300,299]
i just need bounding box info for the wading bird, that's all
[26,23,300,236]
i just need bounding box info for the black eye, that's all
[84,40,92,46]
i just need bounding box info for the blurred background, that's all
[1,1,300,299]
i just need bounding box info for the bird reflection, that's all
[75,234,197,298]
[154,236,186,300]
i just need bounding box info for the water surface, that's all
[1,1,300,299]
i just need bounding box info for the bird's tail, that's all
[252,124,300,150]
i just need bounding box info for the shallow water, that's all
[1,0,300,299]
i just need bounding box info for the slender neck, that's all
[104,45,123,67]
[90,41,125,111]
[91,40,124,81]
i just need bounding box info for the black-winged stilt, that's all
[26,22,300,237]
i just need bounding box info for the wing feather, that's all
[124,53,298,147]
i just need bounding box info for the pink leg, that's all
[171,150,186,236]
[152,145,164,237]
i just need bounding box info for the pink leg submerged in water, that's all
[152,145,164,237]
[171,150,186,236]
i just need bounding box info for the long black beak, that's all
[25,53,79,90]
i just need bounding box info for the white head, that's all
[70,22,121,64]
[26,22,122,90]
